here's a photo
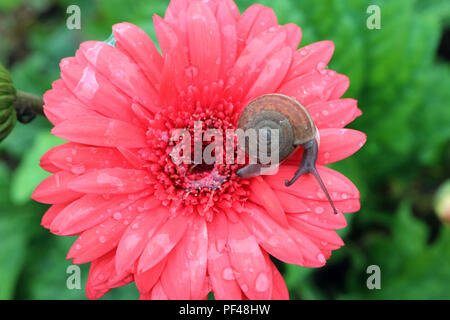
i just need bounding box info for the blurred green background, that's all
[0,0,450,300]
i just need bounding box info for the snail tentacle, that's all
[236,163,263,179]
[285,139,338,215]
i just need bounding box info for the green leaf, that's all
[10,131,64,205]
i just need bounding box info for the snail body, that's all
[236,93,338,214]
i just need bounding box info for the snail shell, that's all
[236,93,338,215]
[237,93,315,162]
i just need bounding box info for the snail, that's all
[236,93,338,214]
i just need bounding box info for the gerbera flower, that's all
[32,0,366,300]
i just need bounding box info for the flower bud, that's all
[0,63,17,142]
[434,180,450,226]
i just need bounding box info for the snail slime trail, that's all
[236,94,338,215]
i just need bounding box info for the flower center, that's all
[140,99,249,220]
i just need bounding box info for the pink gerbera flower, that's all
[32,0,366,300]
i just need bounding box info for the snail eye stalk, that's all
[285,139,338,215]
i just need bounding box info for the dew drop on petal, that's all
[222,268,235,281]
[71,164,86,175]
[317,62,327,74]
[255,273,270,293]
[113,212,122,220]
[317,253,326,263]
[99,236,106,243]
[315,206,324,214]
[241,284,249,292]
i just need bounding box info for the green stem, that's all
[13,90,44,123]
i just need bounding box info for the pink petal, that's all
[185,216,209,299]
[245,6,277,44]
[160,239,191,299]
[264,165,360,202]
[135,258,167,294]
[59,57,135,122]
[151,281,169,300]
[207,214,243,300]
[163,0,190,49]
[85,251,132,294]
[41,203,68,229]
[32,171,83,204]
[278,70,349,106]
[113,22,163,90]
[316,129,366,165]
[67,168,150,194]
[307,98,361,129]
[223,0,240,20]
[284,128,366,166]
[216,1,238,79]
[237,5,277,54]
[137,213,192,273]
[286,41,335,81]
[287,227,326,267]
[269,259,289,300]
[226,27,287,103]
[43,79,98,125]
[227,219,272,299]
[154,15,190,106]
[187,1,221,88]
[248,176,288,227]
[115,207,169,274]
[86,252,116,299]
[68,221,126,264]
[39,147,61,173]
[51,116,147,148]
[262,251,289,300]
[79,41,159,113]
[67,201,143,264]
[238,203,304,266]
[273,190,311,213]
[287,203,350,230]
[50,193,144,236]
[283,23,302,50]
[245,46,293,104]
[45,143,131,174]
[288,215,344,249]
[236,4,264,53]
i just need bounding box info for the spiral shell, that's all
[237,94,315,162]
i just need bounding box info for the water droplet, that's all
[255,273,269,292]
[75,244,81,250]
[131,223,139,230]
[99,236,106,243]
[241,284,249,292]
[222,268,235,281]
[317,253,326,263]
[113,212,122,220]
[341,193,348,200]
[71,164,85,175]
[185,66,199,78]
[315,206,324,214]
[317,62,327,74]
